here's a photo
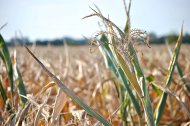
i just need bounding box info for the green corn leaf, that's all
[155,25,183,125]
[0,51,5,62]
[12,51,27,105]
[15,67,27,104]
[119,84,128,125]
[146,75,161,95]
[0,34,14,99]
[166,41,190,93]
[146,75,154,83]
[25,46,111,126]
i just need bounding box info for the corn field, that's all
[0,1,190,125]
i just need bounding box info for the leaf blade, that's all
[25,46,111,126]
[0,34,14,100]
[155,25,183,125]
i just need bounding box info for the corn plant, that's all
[83,0,190,125]
[0,34,27,114]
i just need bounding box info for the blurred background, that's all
[0,0,190,45]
